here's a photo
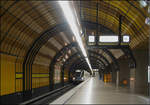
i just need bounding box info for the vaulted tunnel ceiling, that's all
[0,1,149,73]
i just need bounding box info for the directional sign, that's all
[123,35,130,43]
[89,36,95,42]
[88,35,96,45]
[99,36,119,43]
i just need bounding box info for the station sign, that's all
[122,35,130,43]
[98,35,119,45]
[76,70,81,72]
[87,35,130,46]
[99,35,119,43]
[93,69,99,72]
[121,35,130,45]
[89,36,95,42]
[88,35,96,45]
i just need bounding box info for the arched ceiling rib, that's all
[78,1,149,49]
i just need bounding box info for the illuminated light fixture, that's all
[85,57,92,71]
[99,36,119,43]
[139,1,147,7]
[122,35,130,43]
[130,77,135,81]
[65,43,67,46]
[92,32,95,35]
[65,54,68,59]
[63,58,66,62]
[58,1,93,74]
[68,50,71,54]
[76,70,81,72]
[93,69,99,72]
[72,36,75,42]
[64,77,67,80]
[145,17,150,25]
[88,35,95,43]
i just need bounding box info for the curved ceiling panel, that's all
[78,1,149,49]
[0,1,149,74]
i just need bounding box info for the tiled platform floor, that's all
[65,74,150,104]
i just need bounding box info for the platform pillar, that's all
[116,71,120,88]
[130,68,136,92]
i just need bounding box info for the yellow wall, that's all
[104,73,112,83]
[0,54,16,96]
[15,57,23,93]
[32,64,49,89]
[0,54,50,96]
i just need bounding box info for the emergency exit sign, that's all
[148,66,150,83]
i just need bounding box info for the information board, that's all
[122,35,130,43]
[89,36,95,42]
[99,36,118,43]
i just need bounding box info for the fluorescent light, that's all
[99,36,118,42]
[58,1,93,74]
[86,58,93,74]
[58,1,87,57]
[76,70,81,72]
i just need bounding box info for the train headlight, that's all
[81,77,84,80]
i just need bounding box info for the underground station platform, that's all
[0,0,150,104]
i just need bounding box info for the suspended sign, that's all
[87,35,130,46]
[98,35,119,45]
[76,70,81,72]
[148,66,150,83]
[99,36,119,43]
[122,35,130,43]
[88,35,96,45]
[89,36,95,42]
[93,69,99,72]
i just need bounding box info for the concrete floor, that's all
[65,74,150,104]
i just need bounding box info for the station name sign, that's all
[99,36,118,43]
[88,35,130,45]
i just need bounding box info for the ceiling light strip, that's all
[58,1,93,74]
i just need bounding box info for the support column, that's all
[116,71,120,88]
[148,29,150,96]
[130,68,136,92]
[148,66,150,96]
[110,72,113,83]
[119,15,122,45]
[61,69,64,86]
[102,73,104,81]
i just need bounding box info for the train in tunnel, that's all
[72,70,90,84]
[72,70,85,84]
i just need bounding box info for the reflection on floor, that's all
[66,73,150,104]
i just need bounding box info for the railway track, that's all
[20,83,77,105]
